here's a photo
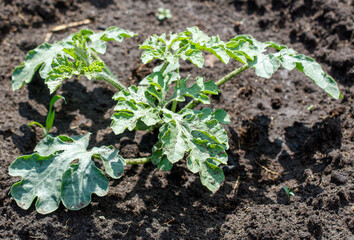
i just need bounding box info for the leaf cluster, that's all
[140,27,341,99]
[111,69,229,191]
[12,27,136,93]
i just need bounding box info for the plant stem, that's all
[92,52,126,90]
[171,100,178,112]
[125,157,152,165]
[93,71,126,91]
[171,78,179,112]
[215,64,249,87]
[182,64,249,110]
[160,62,169,75]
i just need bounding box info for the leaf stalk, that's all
[125,157,152,165]
[182,64,249,110]
[92,71,126,91]
[215,64,249,87]
[92,52,126,90]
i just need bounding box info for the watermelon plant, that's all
[9,26,341,214]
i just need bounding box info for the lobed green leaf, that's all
[225,35,341,98]
[152,108,230,192]
[111,85,161,134]
[12,27,136,93]
[12,41,71,91]
[168,76,220,105]
[139,26,229,68]
[9,133,125,214]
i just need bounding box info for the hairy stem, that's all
[92,53,126,90]
[125,157,152,165]
[215,64,249,87]
[160,62,169,75]
[171,78,180,112]
[171,99,178,112]
[92,71,126,91]
[182,64,249,110]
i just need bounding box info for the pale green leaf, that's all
[185,27,230,64]
[140,27,229,67]
[169,76,220,105]
[248,54,281,78]
[88,26,137,54]
[9,133,125,214]
[199,160,225,193]
[111,86,161,134]
[12,27,136,92]
[276,50,342,99]
[12,41,71,91]
[152,108,229,192]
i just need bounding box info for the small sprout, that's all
[157,8,172,21]
[307,105,314,111]
[283,186,295,199]
[28,95,66,136]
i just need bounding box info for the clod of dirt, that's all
[331,172,348,185]
[238,86,254,99]
[307,216,323,239]
[271,98,282,109]
[257,102,265,110]
[274,85,282,93]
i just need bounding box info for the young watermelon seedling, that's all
[9,26,341,214]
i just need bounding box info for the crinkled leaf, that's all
[184,26,229,64]
[87,26,136,54]
[180,48,204,68]
[226,35,267,61]
[283,54,341,99]
[226,36,341,98]
[140,63,180,86]
[140,33,189,64]
[169,76,220,104]
[111,85,161,134]
[199,160,225,193]
[12,41,71,91]
[12,27,136,92]
[145,72,172,104]
[152,108,229,192]
[248,54,281,78]
[9,133,125,214]
[140,26,229,67]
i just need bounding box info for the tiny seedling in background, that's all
[28,95,66,136]
[307,105,314,111]
[157,8,172,21]
[283,186,295,199]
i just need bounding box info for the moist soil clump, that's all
[0,0,353,239]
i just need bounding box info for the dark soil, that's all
[1,0,353,239]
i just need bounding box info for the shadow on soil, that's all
[227,114,342,205]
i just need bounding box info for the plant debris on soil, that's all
[0,0,353,239]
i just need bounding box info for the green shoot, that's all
[283,186,295,199]
[28,95,66,136]
[307,105,314,111]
